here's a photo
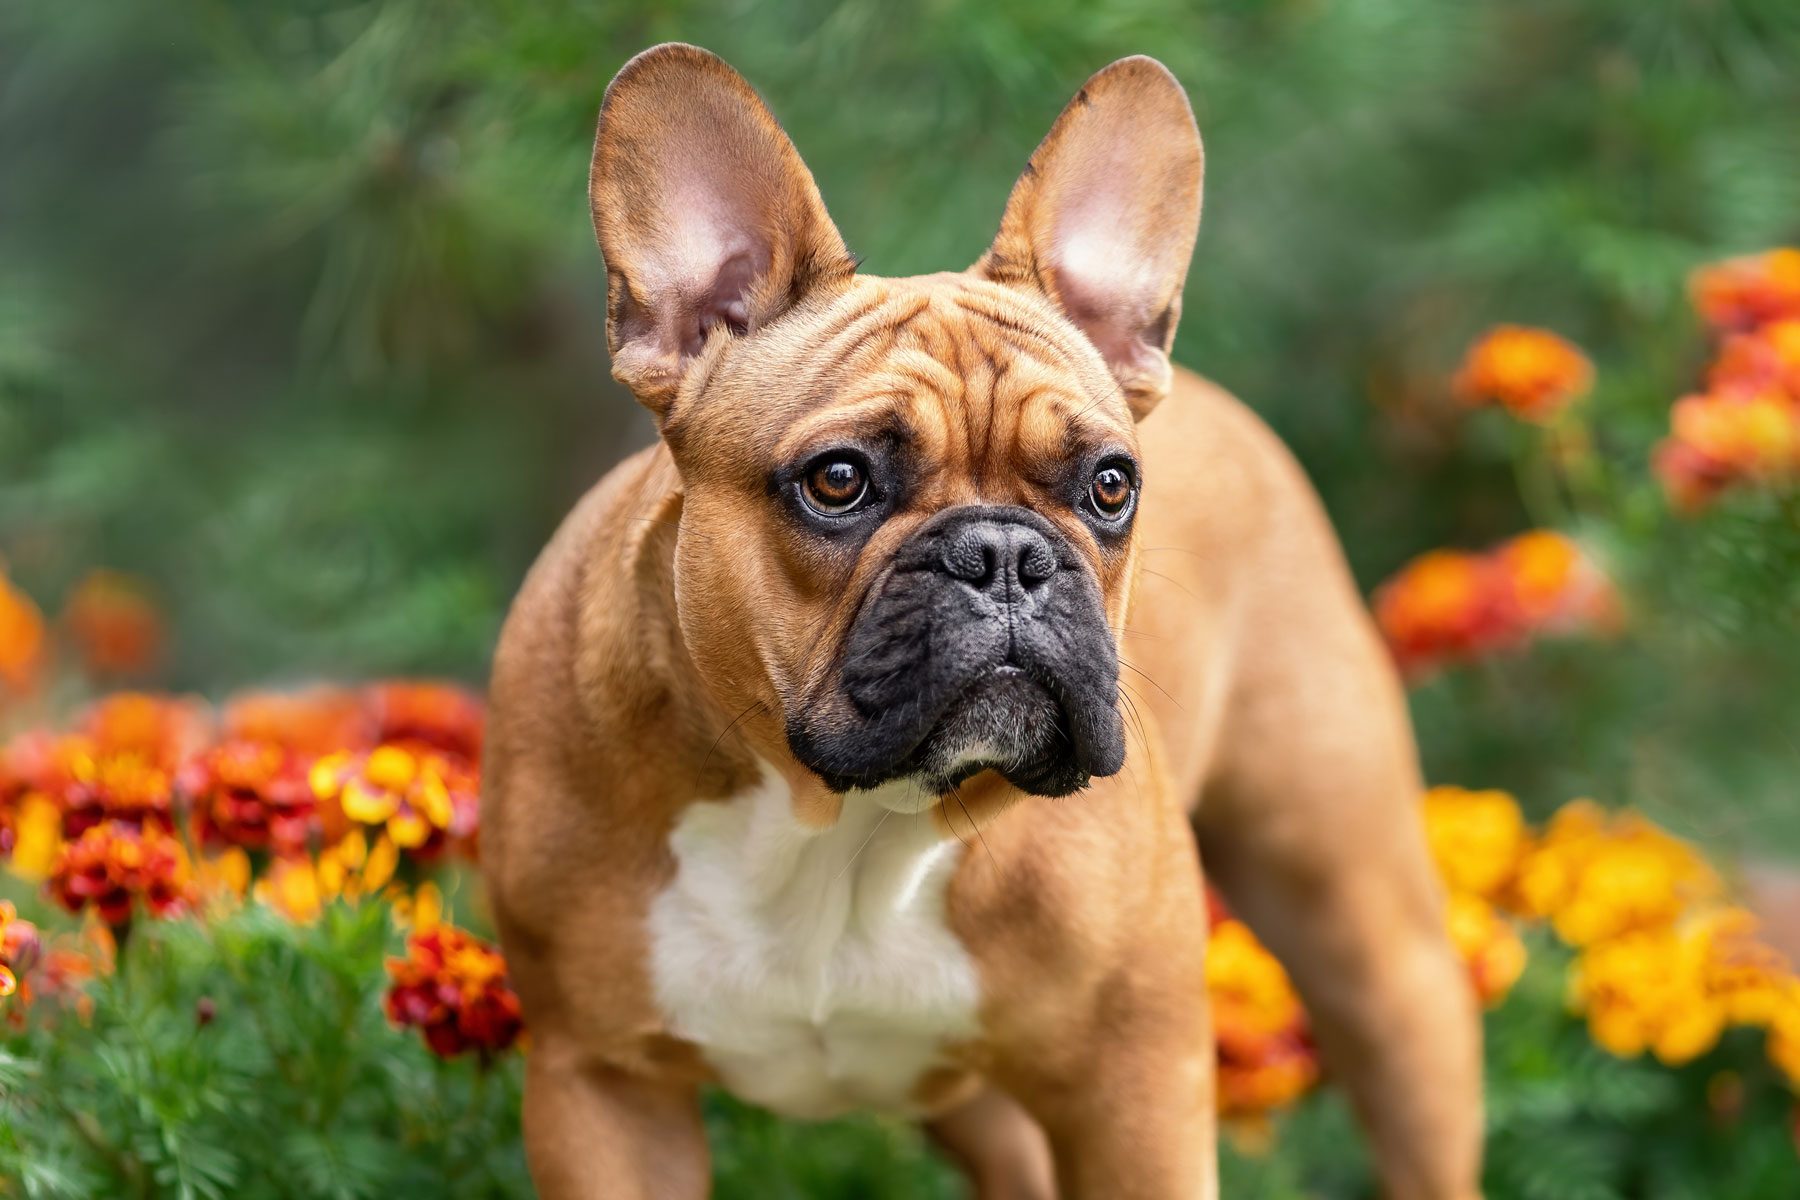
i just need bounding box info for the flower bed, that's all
[1,684,1797,1197]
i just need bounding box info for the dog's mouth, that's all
[894,666,1085,795]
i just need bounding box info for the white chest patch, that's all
[647,766,981,1119]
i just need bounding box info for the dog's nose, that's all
[940,520,1059,596]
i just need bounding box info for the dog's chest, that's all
[647,771,980,1119]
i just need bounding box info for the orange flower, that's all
[1691,248,1800,332]
[367,681,485,762]
[62,570,164,677]
[1454,325,1593,423]
[1515,801,1719,947]
[1207,918,1320,1116]
[49,819,193,927]
[385,922,524,1059]
[76,692,211,770]
[0,900,42,1001]
[310,745,477,859]
[0,566,48,695]
[1708,319,1800,399]
[1373,550,1507,677]
[1491,530,1619,636]
[1574,924,1725,1066]
[1446,892,1526,1008]
[1375,533,1616,678]
[221,686,373,757]
[179,739,316,854]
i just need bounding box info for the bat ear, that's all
[977,57,1203,420]
[590,44,854,419]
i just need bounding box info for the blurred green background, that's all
[3,0,1798,855]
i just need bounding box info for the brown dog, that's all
[483,43,1483,1200]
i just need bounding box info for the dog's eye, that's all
[801,457,870,516]
[1088,464,1135,519]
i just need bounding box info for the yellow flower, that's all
[1572,924,1725,1066]
[1516,801,1718,946]
[1423,786,1528,901]
[1446,892,1527,1008]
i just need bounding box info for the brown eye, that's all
[1089,464,1134,518]
[802,457,869,515]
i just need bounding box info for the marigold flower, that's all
[76,692,211,770]
[1446,892,1526,1008]
[367,681,485,762]
[1691,248,1800,331]
[1708,319,1800,399]
[1573,924,1725,1066]
[1516,801,1719,947]
[59,747,177,838]
[0,901,42,1000]
[179,739,316,854]
[310,745,476,858]
[384,922,524,1059]
[1454,325,1593,423]
[251,829,399,923]
[1207,918,1320,1116]
[62,570,164,677]
[1491,531,1619,635]
[1372,550,1507,677]
[221,687,373,757]
[0,567,48,695]
[1422,786,1529,901]
[49,819,193,927]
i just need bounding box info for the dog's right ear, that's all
[590,44,855,418]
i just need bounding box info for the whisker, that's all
[1119,658,1183,710]
[1137,566,1196,600]
[833,808,892,884]
[695,700,763,788]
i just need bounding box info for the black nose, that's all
[940,519,1059,596]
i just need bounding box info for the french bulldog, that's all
[483,42,1483,1200]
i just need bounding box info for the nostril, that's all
[1016,539,1057,587]
[942,532,998,585]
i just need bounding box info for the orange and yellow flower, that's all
[1207,917,1320,1116]
[49,819,193,927]
[221,686,373,757]
[1374,532,1615,678]
[1691,248,1800,332]
[59,746,176,838]
[0,900,41,1001]
[251,829,401,923]
[62,570,164,678]
[1447,892,1527,1008]
[76,692,211,770]
[0,565,48,696]
[384,921,524,1059]
[1515,801,1719,947]
[310,745,476,858]
[1454,325,1593,423]
[1422,786,1529,902]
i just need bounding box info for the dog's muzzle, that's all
[787,504,1126,797]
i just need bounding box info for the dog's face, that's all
[590,45,1201,806]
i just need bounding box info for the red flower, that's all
[367,681,485,762]
[59,747,177,838]
[49,820,193,927]
[384,923,523,1059]
[179,739,317,854]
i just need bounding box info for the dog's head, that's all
[590,44,1201,808]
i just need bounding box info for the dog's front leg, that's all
[522,1045,709,1200]
[998,999,1217,1200]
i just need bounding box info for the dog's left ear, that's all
[976,57,1202,420]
